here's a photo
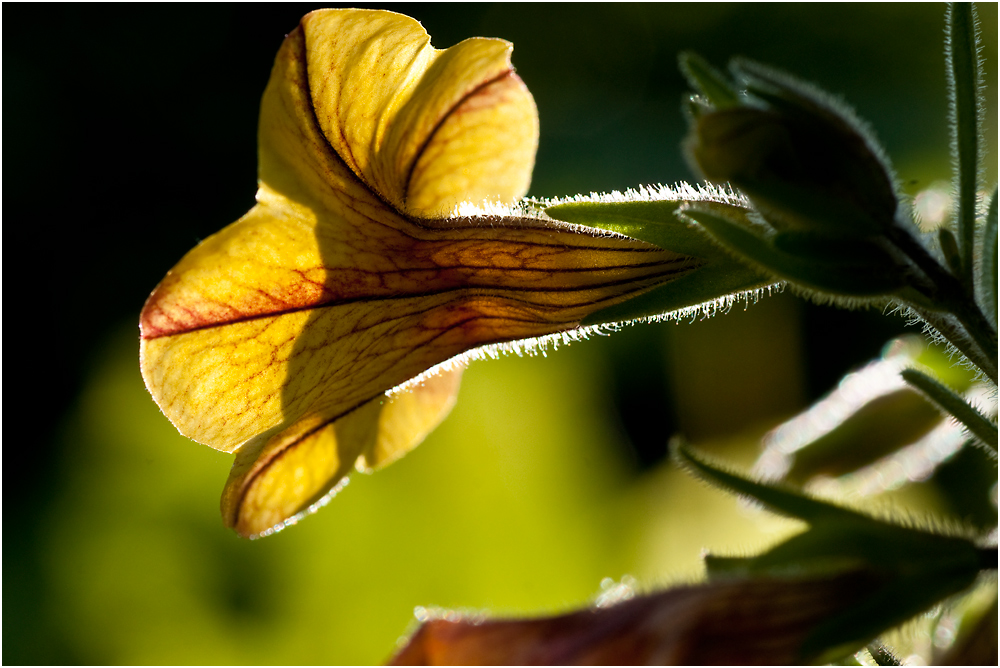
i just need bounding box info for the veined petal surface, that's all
[140,9,701,536]
[301,9,537,217]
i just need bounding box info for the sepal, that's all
[678,51,740,110]
[678,202,911,298]
[544,195,774,324]
[675,444,987,662]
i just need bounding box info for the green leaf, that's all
[674,443,861,525]
[546,198,739,259]
[902,368,998,451]
[830,652,866,666]
[939,596,999,664]
[982,187,998,325]
[731,57,841,121]
[688,105,897,237]
[583,262,769,326]
[677,444,985,665]
[946,2,984,287]
[677,444,983,573]
[679,204,908,296]
[757,339,979,485]
[772,231,901,267]
[803,562,980,665]
[544,198,774,325]
[682,95,711,121]
[678,52,740,110]
[687,57,900,239]
[929,443,999,531]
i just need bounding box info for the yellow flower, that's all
[140,9,699,537]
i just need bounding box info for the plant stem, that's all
[950,299,1000,379]
[912,308,997,385]
[902,368,998,451]
[887,224,998,384]
[946,2,982,291]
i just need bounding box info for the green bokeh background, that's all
[4,4,997,664]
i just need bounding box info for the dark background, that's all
[4,3,997,663]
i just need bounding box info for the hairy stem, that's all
[887,224,998,383]
[946,2,982,290]
[902,368,998,451]
[911,307,997,385]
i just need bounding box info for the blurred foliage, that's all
[28,322,797,664]
[4,3,997,664]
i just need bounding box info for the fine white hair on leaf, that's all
[452,181,750,224]
[891,303,994,384]
[626,282,784,325]
[537,181,749,208]
[411,605,489,625]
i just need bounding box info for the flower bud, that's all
[686,60,899,239]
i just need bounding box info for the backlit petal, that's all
[301,9,536,217]
[141,217,693,453]
[140,14,695,453]
[220,369,462,537]
[139,9,702,536]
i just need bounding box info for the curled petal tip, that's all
[223,369,463,538]
[300,9,537,218]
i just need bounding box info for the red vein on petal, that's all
[400,69,515,208]
[231,307,630,531]
[140,253,700,339]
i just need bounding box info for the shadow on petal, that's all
[140,10,705,537]
[220,14,700,535]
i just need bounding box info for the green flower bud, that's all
[685,60,899,239]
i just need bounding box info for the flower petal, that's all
[301,9,537,217]
[402,67,536,218]
[140,16,696,453]
[391,570,883,665]
[141,220,690,453]
[221,369,461,537]
[139,10,702,536]
[358,368,463,472]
